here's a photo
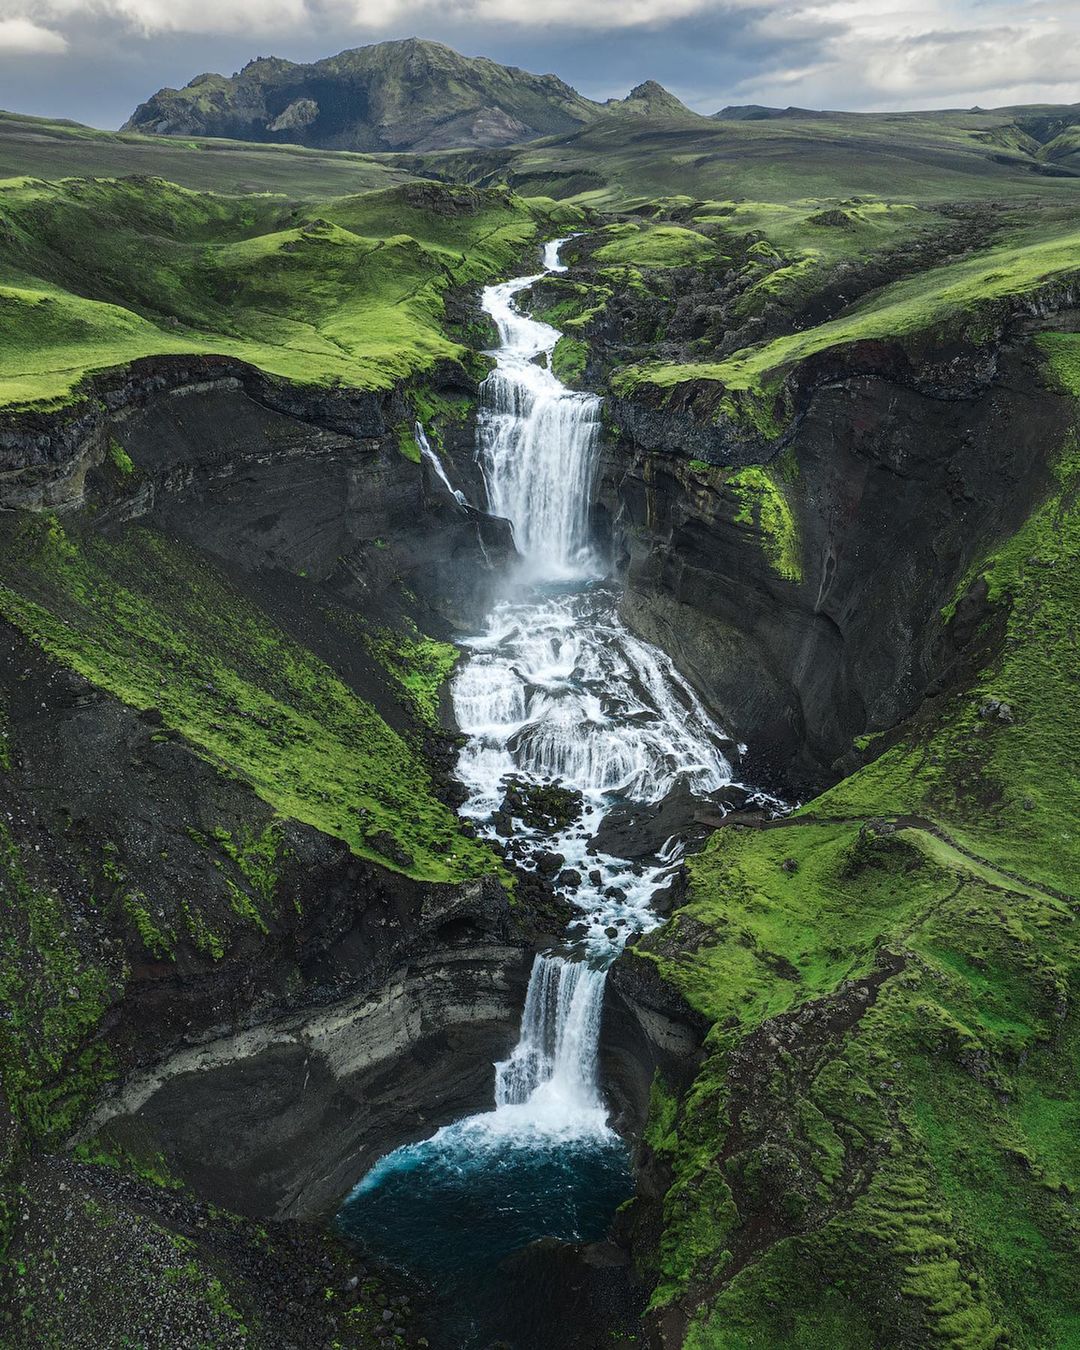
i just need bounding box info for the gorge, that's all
[0,65,1078,1350]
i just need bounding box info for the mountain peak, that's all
[606,79,696,119]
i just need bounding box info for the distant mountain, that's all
[605,81,699,120]
[123,38,605,152]
[713,105,820,121]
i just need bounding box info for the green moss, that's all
[121,890,175,959]
[551,334,587,386]
[107,439,134,476]
[726,465,802,582]
[593,223,718,269]
[395,420,421,463]
[643,1074,680,1158]
[362,623,458,728]
[0,514,501,885]
[72,1138,184,1191]
[181,902,225,960]
[0,821,114,1141]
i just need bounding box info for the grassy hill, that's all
[0,110,416,198]
[0,175,581,411]
[390,103,1080,207]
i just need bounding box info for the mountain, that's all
[122,37,602,152]
[604,80,699,120]
[713,104,818,120]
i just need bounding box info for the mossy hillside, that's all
[695,199,946,321]
[359,622,459,727]
[0,515,499,884]
[631,341,1080,1346]
[612,212,1080,433]
[0,177,580,409]
[639,819,1078,1348]
[413,105,1080,209]
[815,390,1080,900]
[592,222,719,269]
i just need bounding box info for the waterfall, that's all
[494,955,607,1115]
[451,240,732,1137]
[415,420,469,507]
[477,271,602,577]
[342,241,749,1308]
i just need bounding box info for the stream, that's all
[337,240,742,1346]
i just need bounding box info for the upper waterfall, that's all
[477,243,602,579]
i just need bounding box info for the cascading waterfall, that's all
[338,239,747,1345]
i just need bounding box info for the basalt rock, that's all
[598,335,1074,792]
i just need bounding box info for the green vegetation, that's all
[593,222,718,269]
[405,104,1080,209]
[0,108,411,197]
[727,465,801,582]
[0,821,114,1142]
[613,213,1080,433]
[551,334,588,386]
[642,816,1077,1347]
[815,423,1080,899]
[107,439,134,476]
[361,623,459,727]
[632,340,1080,1346]
[0,515,500,883]
[0,176,581,410]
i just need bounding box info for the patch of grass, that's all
[726,465,802,582]
[107,439,134,476]
[361,623,459,727]
[593,223,718,269]
[551,334,588,386]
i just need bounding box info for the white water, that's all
[414,420,469,508]
[352,240,742,1198]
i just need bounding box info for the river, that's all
[337,238,741,1346]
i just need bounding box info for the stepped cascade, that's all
[338,239,743,1341]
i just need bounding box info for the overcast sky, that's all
[2,0,1078,130]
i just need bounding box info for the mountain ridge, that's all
[123,37,695,153]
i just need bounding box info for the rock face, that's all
[0,352,513,628]
[87,933,532,1220]
[123,38,601,152]
[598,336,1074,792]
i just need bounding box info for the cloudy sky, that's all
[2,0,1078,129]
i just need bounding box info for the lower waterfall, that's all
[337,239,742,1346]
